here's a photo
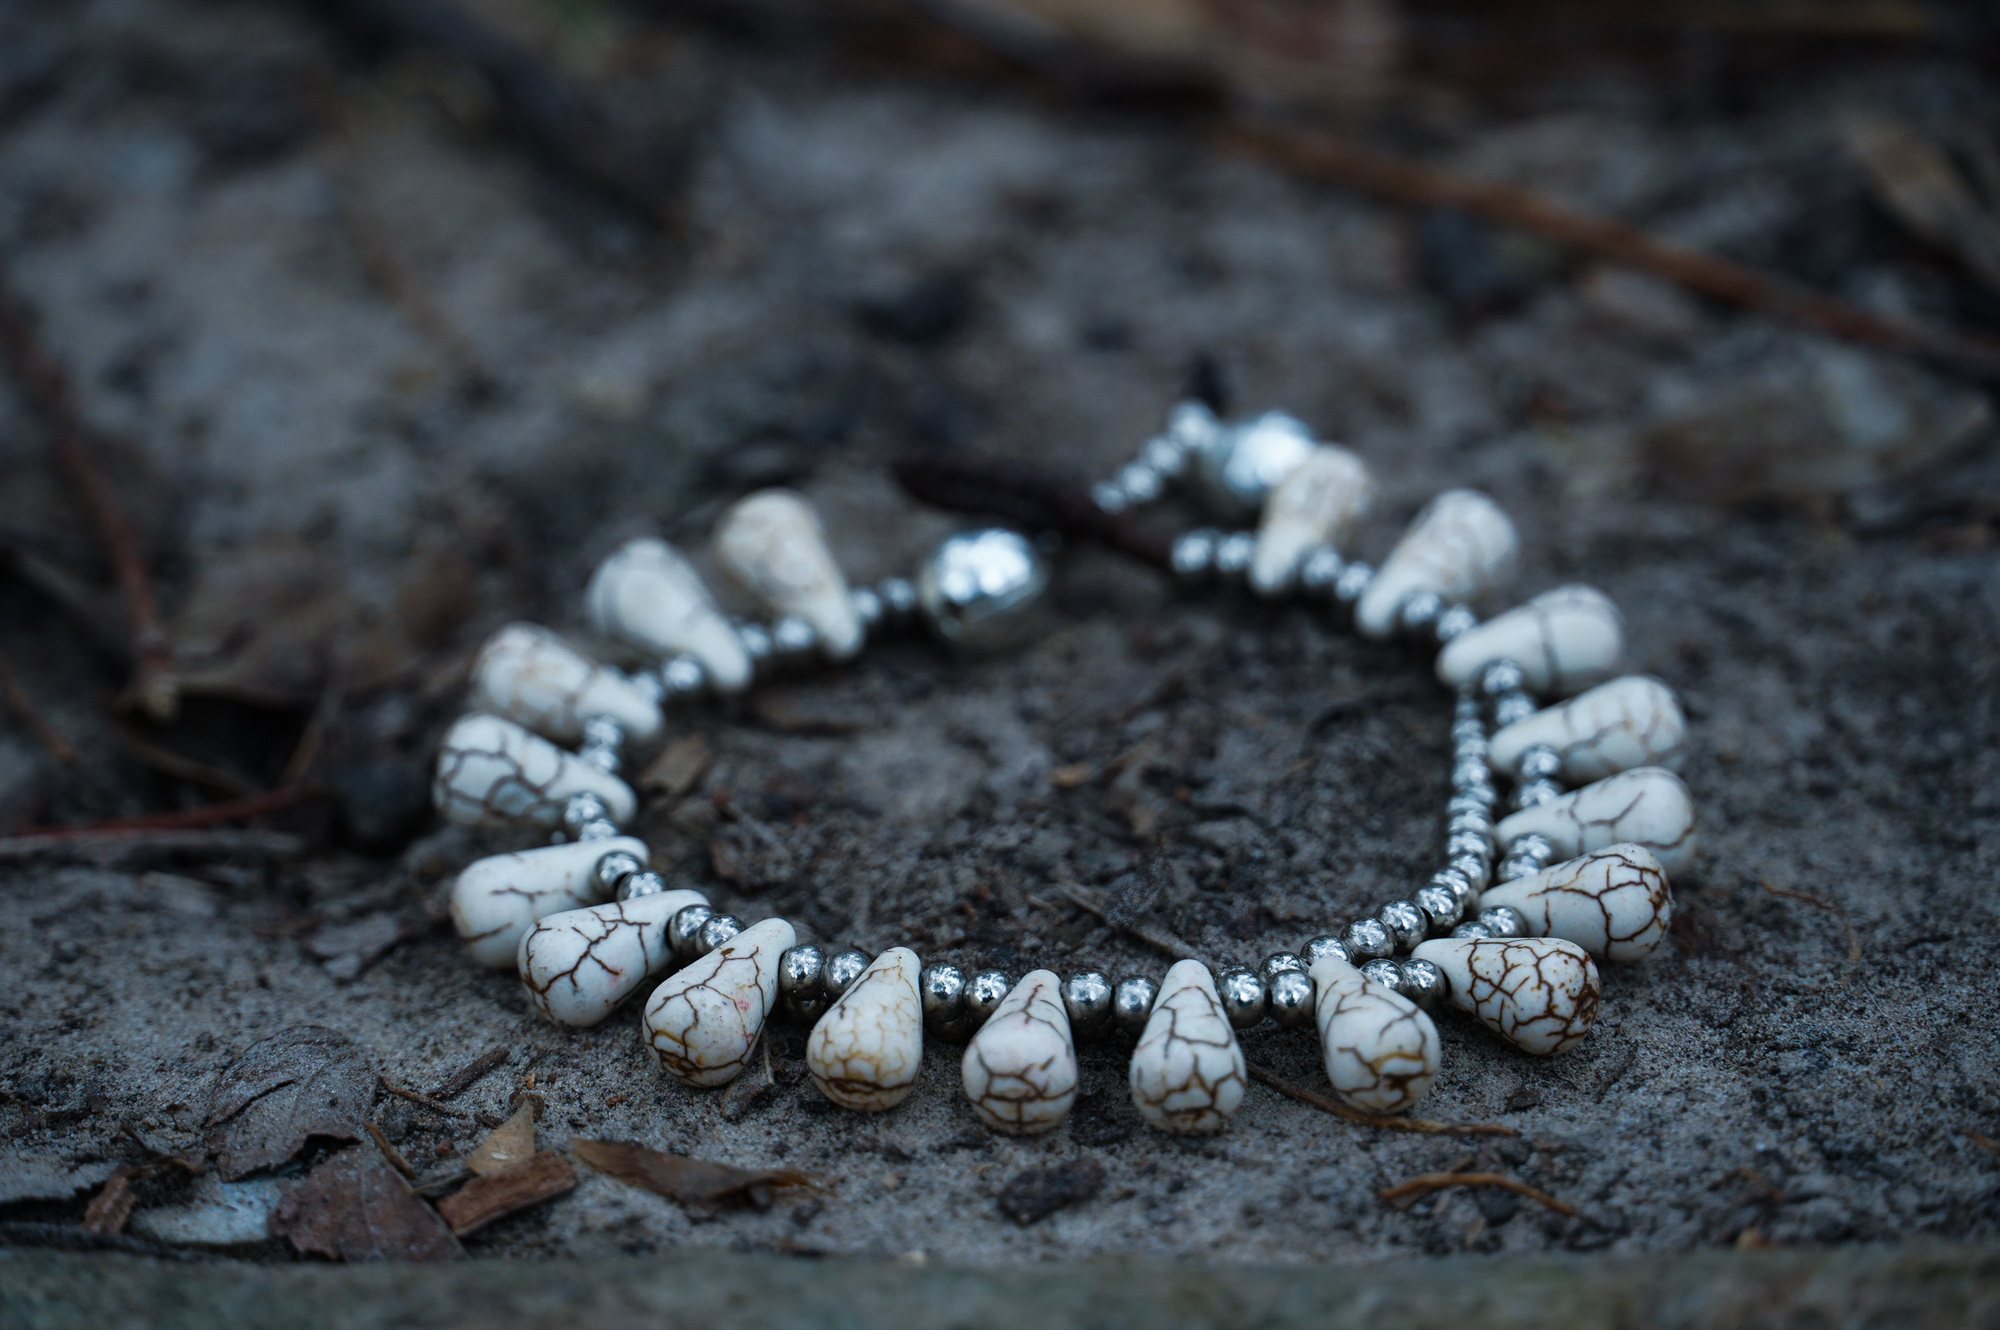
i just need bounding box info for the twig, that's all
[893,450,1175,567]
[365,1120,418,1180]
[0,648,77,763]
[111,726,260,798]
[432,1046,511,1101]
[379,1076,474,1119]
[4,785,329,839]
[1058,883,1194,960]
[1758,878,1862,965]
[1377,1170,1577,1217]
[1247,1064,1518,1136]
[1963,1127,1999,1152]
[0,1221,207,1261]
[0,828,304,864]
[0,275,178,718]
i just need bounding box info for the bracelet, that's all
[431,400,1696,1135]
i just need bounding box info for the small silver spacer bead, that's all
[1142,434,1188,479]
[920,962,967,1035]
[669,904,715,962]
[1451,920,1495,940]
[1493,691,1537,728]
[1111,974,1158,1036]
[1342,917,1394,961]
[1302,935,1351,970]
[1452,759,1493,791]
[1298,545,1345,595]
[779,945,829,1021]
[1091,480,1129,514]
[1449,809,1496,839]
[1399,958,1446,1010]
[1257,952,1306,987]
[1171,529,1220,583]
[1479,906,1527,939]
[581,715,625,751]
[1429,868,1475,910]
[1513,778,1563,810]
[617,870,668,903]
[1117,462,1163,505]
[1378,900,1427,952]
[575,817,621,841]
[1516,744,1563,781]
[823,948,870,998]
[1216,967,1267,1029]
[771,615,817,660]
[1454,691,1482,724]
[966,970,1012,1028]
[628,671,665,705]
[850,585,885,631]
[1062,971,1114,1036]
[878,577,919,622]
[1414,883,1463,933]
[1448,853,1492,893]
[737,622,775,666]
[578,748,620,776]
[698,914,744,955]
[562,792,610,837]
[660,654,707,697]
[1434,604,1479,643]
[1398,591,1443,636]
[1267,970,1316,1028]
[1480,659,1526,697]
[593,850,645,893]
[1213,531,1256,579]
[1360,958,1406,995]
[1447,792,1491,818]
[1333,561,1374,605]
[1446,830,1494,862]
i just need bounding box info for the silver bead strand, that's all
[561,791,621,842]
[577,716,626,774]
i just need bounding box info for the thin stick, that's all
[0,276,178,718]
[0,828,304,864]
[365,1120,418,1180]
[893,450,1175,567]
[1377,1170,1577,1217]
[432,1046,511,1101]
[379,1076,474,1119]
[1758,878,1862,965]
[1058,884,1194,960]
[112,726,259,798]
[0,649,78,763]
[1247,1064,1518,1137]
[4,785,328,839]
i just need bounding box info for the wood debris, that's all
[271,1146,462,1261]
[203,1026,374,1181]
[435,1152,577,1236]
[570,1138,817,1215]
[433,1046,511,1101]
[1378,1170,1577,1216]
[640,734,714,798]
[464,1102,537,1176]
[80,1168,139,1236]
[996,1157,1105,1226]
[1246,1065,1517,1137]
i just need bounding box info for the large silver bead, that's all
[1399,958,1447,1010]
[779,944,828,1022]
[1193,410,1316,520]
[668,904,715,963]
[697,913,744,954]
[1112,974,1159,1035]
[966,969,1011,1028]
[823,948,871,998]
[1414,883,1463,933]
[1378,901,1427,952]
[1216,967,1267,1029]
[1267,969,1316,1028]
[1302,934,1352,969]
[915,528,1050,652]
[1360,957,1407,995]
[1062,970,1114,1037]
[1257,952,1305,986]
[920,962,967,1035]
[1342,917,1394,961]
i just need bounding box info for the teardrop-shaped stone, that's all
[1488,675,1685,783]
[1410,936,1600,1056]
[961,969,1077,1135]
[1480,844,1672,961]
[713,490,860,660]
[1497,766,1698,876]
[432,714,636,831]
[587,538,752,693]
[469,623,662,744]
[452,837,646,968]
[1128,960,1246,1134]
[644,917,796,1087]
[1250,445,1374,595]
[807,947,924,1112]
[1310,956,1440,1114]
[1356,490,1518,638]
[518,889,707,1027]
[1436,585,1623,697]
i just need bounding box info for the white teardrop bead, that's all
[1249,445,1374,596]
[1309,956,1440,1114]
[452,837,646,968]
[586,538,752,693]
[1435,585,1623,697]
[1488,675,1685,783]
[643,917,796,1088]
[806,947,924,1112]
[518,889,706,1027]
[713,490,861,660]
[1127,960,1246,1134]
[1356,490,1518,638]
[469,623,662,745]
[1479,844,1672,961]
[432,714,636,831]
[1497,766,1698,877]
[1410,936,1600,1056]
[961,969,1077,1135]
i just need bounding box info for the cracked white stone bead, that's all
[432,714,636,831]
[643,917,796,1087]
[1488,675,1686,783]
[806,946,924,1112]
[1127,960,1246,1135]
[961,969,1077,1135]
[1479,844,1672,961]
[587,537,753,693]
[1249,445,1374,596]
[1497,766,1698,877]
[1308,956,1440,1115]
[713,490,861,661]
[1356,490,1518,638]
[469,623,663,745]
[1436,585,1623,697]
[1410,936,1600,1056]
[518,888,707,1027]
[452,837,646,969]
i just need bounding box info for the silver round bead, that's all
[1117,461,1163,505]
[1333,561,1374,605]
[1447,830,1493,862]
[916,528,1051,652]
[1480,660,1526,697]
[823,948,870,998]
[1451,920,1494,940]
[1479,906,1527,939]
[1216,967,1267,1029]
[1342,916,1394,961]
[668,904,714,962]
[1434,605,1478,643]
[771,614,817,661]
[1298,545,1345,594]
[966,970,1011,1027]
[1452,759,1493,791]
[593,850,644,892]
[561,792,610,837]
[1171,529,1219,583]
[1213,531,1256,578]
[1112,975,1158,1036]
[920,963,967,1034]
[698,914,743,954]
[1257,952,1305,987]
[1513,779,1562,810]
[1360,958,1406,995]
[1399,958,1446,1010]
[1302,935,1351,970]
[581,714,624,750]
[1267,970,1316,1028]
[1062,970,1114,1036]
[576,817,621,841]
[1516,744,1563,781]
[1448,853,1492,894]
[737,622,775,665]
[577,748,620,776]
[1429,868,1475,909]
[1450,809,1495,840]
[1414,883,1462,933]
[1142,433,1189,478]
[1091,480,1129,514]
[627,670,665,705]
[1447,792,1490,817]
[1454,691,1482,723]
[1167,398,1224,452]
[850,585,885,631]
[616,870,668,903]
[660,654,707,696]
[1397,591,1443,635]
[1378,900,1426,952]
[779,945,829,1021]
[1193,410,1315,518]
[1494,692,1537,727]
[878,577,919,621]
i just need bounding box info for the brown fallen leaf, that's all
[435,1152,576,1236]
[271,1146,461,1262]
[570,1138,817,1214]
[464,1102,537,1176]
[640,734,713,798]
[204,1026,374,1181]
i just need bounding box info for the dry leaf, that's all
[464,1103,537,1176]
[435,1152,576,1236]
[271,1146,461,1262]
[570,1138,816,1214]
[1838,110,2000,295]
[204,1026,374,1181]
[639,734,713,798]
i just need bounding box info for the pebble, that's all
[961,969,1077,1135]
[1309,956,1439,1114]
[1249,444,1373,595]
[1436,585,1623,697]
[1488,675,1685,783]
[451,837,645,968]
[807,946,925,1112]
[587,538,752,692]
[128,1176,282,1246]
[1356,490,1518,638]
[518,888,706,1027]
[713,490,861,660]
[1409,936,1600,1056]
[1497,766,1698,876]
[431,713,635,831]
[1127,959,1246,1134]
[644,917,796,1087]
[1479,843,1672,961]
[468,622,663,744]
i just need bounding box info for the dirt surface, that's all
[2,0,2000,1266]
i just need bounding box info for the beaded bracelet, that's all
[431,400,1698,1136]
